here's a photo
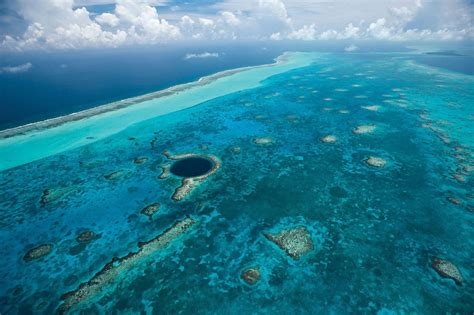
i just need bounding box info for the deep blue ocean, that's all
[1,41,472,131]
[0,42,279,130]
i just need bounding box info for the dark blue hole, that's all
[170,157,214,177]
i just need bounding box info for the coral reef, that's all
[352,125,376,135]
[104,170,127,180]
[134,157,148,165]
[23,244,53,262]
[241,267,261,285]
[451,173,466,184]
[447,197,462,205]
[362,105,381,111]
[264,226,314,260]
[163,151,221,201]
[140,202,160,219]
[58,216,196,313]
[229,146,241,154]
[40,187,75,207]
[365,156,387,168]
[431,256,464,286]
[252,137,274,145]
[158,164,171,179]
[76,231,96,243]
[320,135,337,143]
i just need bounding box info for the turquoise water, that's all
[0,52,473,313]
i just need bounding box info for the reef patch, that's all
[431,256,464,286]
[365,156,387,168]
[252,137,274,145]
[241,267,261,285]
[362,105,381,111]
[140,202,160,220]
[58,216,196,313]
[76,231,96,243]
[352,125,377,135]
[320,135,337,143]
[40,187,76,207]
[158,164,171,179]
[134,156,148,165]
[104,170,127,181]
[264,226,314,260]
[23,244,53,262]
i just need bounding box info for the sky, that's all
[0,0,472,52]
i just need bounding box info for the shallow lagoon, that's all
[0,52,473,313]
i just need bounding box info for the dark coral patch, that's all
[241,267,261,285]
[76,230,96,243]
[23,244,53,262]
[140,203,160,219]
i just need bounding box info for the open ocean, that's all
[0,43,473,313]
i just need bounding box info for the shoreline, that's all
[0,53,291,140]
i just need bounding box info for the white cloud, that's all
[0,0,472,51]
[184,52,220,60]
[344,44,359,52]
[0,62,32,74]
[288,24,317,40]
[95,13,120,27]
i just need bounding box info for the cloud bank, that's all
[0,0,472,51]
[0,62,32,74]
[184,52,220,60]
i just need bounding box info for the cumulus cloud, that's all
[0,62,32,74]
[184,52,220,60]
[0,0,472,51]
[0,0,180,51]
[344,44,359,52]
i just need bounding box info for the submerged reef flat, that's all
[163,151,221,201]
[58,216,196,313]
[23,244,53,262]
[264,226,314,260]
[352,125,377,135]
[431,257,464,286]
